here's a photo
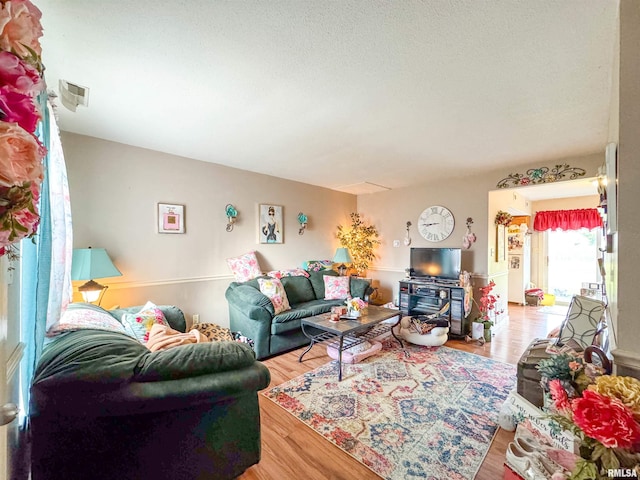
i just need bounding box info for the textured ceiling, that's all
[38,0,618,195]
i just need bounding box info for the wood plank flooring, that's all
[239,304,567,480]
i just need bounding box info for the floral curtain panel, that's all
[533,208,603,232]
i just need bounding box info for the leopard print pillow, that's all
[190,323,234,342]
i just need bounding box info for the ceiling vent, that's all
[59,79,89,112]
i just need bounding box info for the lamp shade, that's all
[71,248,122,281]
[332,247,352,264]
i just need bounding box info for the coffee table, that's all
[299,305,403,381]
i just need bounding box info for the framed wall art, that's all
[158,203,185,234]
[258,204,283,244]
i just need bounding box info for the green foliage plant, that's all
[336,213,380,275]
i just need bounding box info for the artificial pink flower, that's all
[0,120,44,187]
[0,181,40,249]
[571,390,640,449]
[549,379,571,412]
[0,85,40,132]
[0,50,43,94]
[0,0,43,58]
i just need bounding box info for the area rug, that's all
[262,342,516,479]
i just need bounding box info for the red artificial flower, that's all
[571,390,640,449]
[0,85,40,132]
[0,50,43,94]
[549,379,571,412]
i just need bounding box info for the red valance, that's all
[533,209,603,231]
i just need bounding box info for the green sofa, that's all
[225,270,371,359]
[29,304,271,480]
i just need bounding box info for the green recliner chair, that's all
[29,304,271,480]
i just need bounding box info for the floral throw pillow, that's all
[302,260,333,272]
[324,275,350,300]
[227,251,262,282]
[121,301,169,344]
[267,268,309,279]
[258,277,291,314]
[46,305,129,337]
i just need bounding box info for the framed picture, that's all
[605,142,617,234]
[496,224,506,262]
[158,203,185,234]
[259,204,283,244]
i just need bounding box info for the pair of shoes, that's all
[506,442,559,480]
[514,429,576,474]
[515,437,569,477]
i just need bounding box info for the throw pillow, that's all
[46,305,129,337]
[267,268,310,279]
[258,277,291,314]
[121,301,169,344]
[324,275,350,300]
[302,260,333,271]
[190,323,234,342]
[226,251,262,282]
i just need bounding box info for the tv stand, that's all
[399,278,470,337]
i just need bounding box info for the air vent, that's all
[59,79,89,112]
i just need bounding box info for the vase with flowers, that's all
[345,297,367,318]
[471,280,502,342]
[538,353,640,479]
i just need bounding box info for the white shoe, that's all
[506,442,552,480]
[515,437,569,477]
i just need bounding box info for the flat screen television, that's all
[410,247,461,281]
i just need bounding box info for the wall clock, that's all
[418,206,455,242]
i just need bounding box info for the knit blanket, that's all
[146,324,209,352]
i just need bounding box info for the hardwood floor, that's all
[239,304,567,480]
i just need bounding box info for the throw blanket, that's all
[147,324,209,352]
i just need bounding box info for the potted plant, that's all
[473,280,502,342]
[336,213,381,276]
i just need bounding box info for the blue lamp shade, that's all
[333,248,352,264]
[71,248,122,303]
[333,248,352,276]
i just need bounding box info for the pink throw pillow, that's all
[226,251,262,282]
[324,275,350,300]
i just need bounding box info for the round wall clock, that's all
[418,206,455,242]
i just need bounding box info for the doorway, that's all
[545,229,602,305]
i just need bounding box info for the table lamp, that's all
[333,247,352,276]
[71,247,122,305]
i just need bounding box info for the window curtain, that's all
[533,208,603,232]
[20,98,73,423]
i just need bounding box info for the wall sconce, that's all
[226,204,238,232]
[298,212,308,235]
[71,247,122,305]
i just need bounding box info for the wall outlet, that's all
[192,314,200,324]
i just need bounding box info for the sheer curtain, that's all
[533,208,603,232]
[20,99,73,422]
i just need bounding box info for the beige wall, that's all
[64,132,356,327]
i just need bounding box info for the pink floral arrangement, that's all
[345,297,367,312]
[0,0,46,258]
[474,280,503,325]
[546,365,640,478]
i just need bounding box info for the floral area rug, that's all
[262,342,516,479]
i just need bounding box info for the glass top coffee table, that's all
[299,305,403,381]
